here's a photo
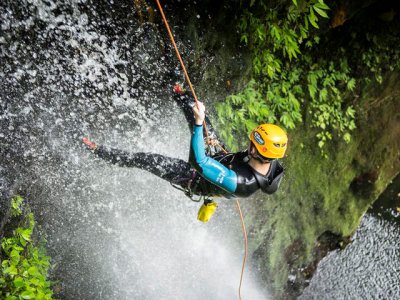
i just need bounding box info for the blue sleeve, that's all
[191,125,237,193]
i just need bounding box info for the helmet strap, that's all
[248,142,273,164]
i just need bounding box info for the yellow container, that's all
[197,201,218,222]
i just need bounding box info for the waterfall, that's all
[1,1,269,298]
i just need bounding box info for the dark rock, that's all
[350,169,379,197]
[284,231,352,299]
[0,166,12,238]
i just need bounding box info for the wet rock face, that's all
[0,167,12,238]
[239,0,400,298]
[350,169,379,198]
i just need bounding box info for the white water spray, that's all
[0,1,270,299]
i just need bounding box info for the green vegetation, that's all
[216,0,356,152]
[1,196,53,300]
[208,0,400,297]
[216,0,400,154]
[248,73,400,294]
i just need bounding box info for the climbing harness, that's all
[169,170,203,202]
[154,1,248,299]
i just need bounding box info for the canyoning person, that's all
[82,85,288,222]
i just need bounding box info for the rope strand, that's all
[236,199,248,300]
[154,0,211,137]
[154,1,248,299]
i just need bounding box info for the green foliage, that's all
[217,0,358,152]
[1,196,53,300]
[306,58,357,153]
[240,0,330,66]
[217,1,400,154]
[216,80,276,150]
[10,196,24,217]
[359,32,400,84]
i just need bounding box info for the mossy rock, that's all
[243,72,400,298]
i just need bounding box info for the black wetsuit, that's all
[93,92,284,199]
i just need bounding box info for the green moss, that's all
[242,72,400,297]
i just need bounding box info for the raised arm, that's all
[191,103,237,193]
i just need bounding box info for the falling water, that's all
[299,214,400,299]
[0,0,269,299]
[300,175,400,299]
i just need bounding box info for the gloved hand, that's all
[82,137,97,150]
[173,83,185,94]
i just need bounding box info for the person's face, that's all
[248,142,274,164]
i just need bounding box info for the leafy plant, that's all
[306,57,357,151]
[1,196,53,300]
[216,0,400,154]
[359,32,400,84]
[217,0,352,152]
[216,80,276,150]
[240,0,330,67]
[216,0,359,154]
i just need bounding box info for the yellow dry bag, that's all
[197,201,218,222]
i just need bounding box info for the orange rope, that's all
[154,1,248,299]
[154,0,210,137]
[236,199,248,300]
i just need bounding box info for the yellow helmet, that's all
[249,124,288,159]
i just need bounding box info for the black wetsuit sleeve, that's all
[92,146,192,182]
[94,146,138,167]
